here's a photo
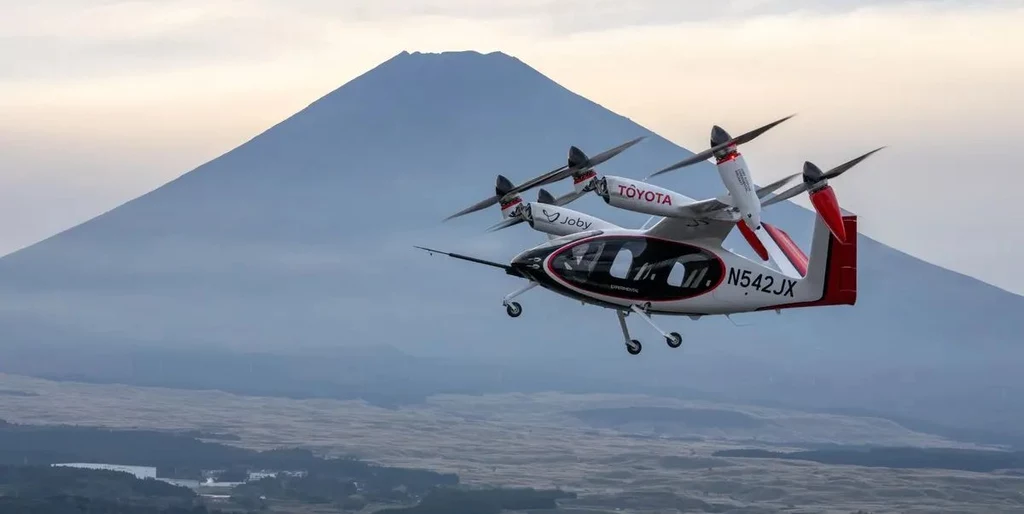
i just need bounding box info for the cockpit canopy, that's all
[547,235,726,302]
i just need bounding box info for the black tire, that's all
[666,332,682,348]
[506,302,522,318]
[626,339,642,355]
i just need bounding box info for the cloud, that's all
[230,0,1015,29]
[0,1,1012,84]
[0,1,328,81]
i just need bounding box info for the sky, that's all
[1,0,1023,293]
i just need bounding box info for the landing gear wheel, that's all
[505,302,522,318]
[626,339,642,355]
[666,332,682,349]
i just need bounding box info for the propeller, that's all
[485,187,584,233]
[444,136,646,222]
[443,174,516,221]
[762,146,886,243]
[762,147,886,208]
[646,114,796,180]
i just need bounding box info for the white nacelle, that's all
[524,203,616,237]
[716,154,761,229]
[597,176,694,217]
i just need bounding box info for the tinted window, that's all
[667,261,687,287]
[609,248,632,279]
[548,236,724,301]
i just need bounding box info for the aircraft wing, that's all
[674,195,733,218]
[644,216,736,243]
[644,173,801,243]
[675,172,799,217]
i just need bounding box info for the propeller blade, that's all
[507,164,569,196]
[515,136,646,192]
[444,194,500,221]
[762,147,884,209]
[761,182,809,208]
[553,189,587,207]
[446,137,644,222]
[485,217,526,232]
[821,146,886,180]
[582,136,647,169]
[730,114,796,146]
[646,114,796,180]
[756,172,802,199]
[646,151,712,179]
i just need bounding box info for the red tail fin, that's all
[757,215,857,310]
[823,215,857,305]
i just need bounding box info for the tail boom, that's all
[757,214,857,311]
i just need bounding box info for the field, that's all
[0,372,1020,513]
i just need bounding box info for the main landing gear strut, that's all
[617,304,682,355]
[502,281,537,318]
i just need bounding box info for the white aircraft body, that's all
[421,117,883,355]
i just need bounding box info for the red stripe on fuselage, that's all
[762,222,808,276]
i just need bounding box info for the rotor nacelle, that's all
[596,176,699,218]
[800,161,848,243]
[760,146,885,244]
[522,203,617,237]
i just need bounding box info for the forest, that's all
[0,464,220,514]
[0,420,572,513]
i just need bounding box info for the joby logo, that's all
[542,209,560,223]
[559,217,592,230]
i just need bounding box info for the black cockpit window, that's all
[666,261,687,287]
[609,248,632,279]
[549,236,723,301]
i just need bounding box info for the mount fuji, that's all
[0,50,1021,439]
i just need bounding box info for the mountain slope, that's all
[0,50,1020,433]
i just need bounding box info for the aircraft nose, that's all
[511,251,534,267]
[511,250,545,273]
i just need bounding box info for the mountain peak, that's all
[350,48,532,87]
[399,49,514,58]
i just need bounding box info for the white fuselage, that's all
[716,152,762,231]
[510,226,825,316]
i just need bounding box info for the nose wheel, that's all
[505,302,522,318]
[502,281,536,319]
